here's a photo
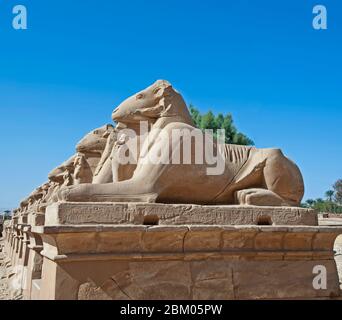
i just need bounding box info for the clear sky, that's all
[0,0,341,209]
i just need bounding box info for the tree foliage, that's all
[303,180,342,214]
[0,210,12,220]
[325,190,334,202]
[333,179,342,204]
[189,105,254,146]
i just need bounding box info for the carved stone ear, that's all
[138,104,164,118]
[153,87,164,97]
[101,124,114,138]
[158,97,176,117]
[160,103,173,117]
[102,131,111,138]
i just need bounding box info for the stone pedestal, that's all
[45,202,318,226]
[18,226,43,299]
[23,203,342,300]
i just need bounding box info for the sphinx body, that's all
[56,80,304,207]
[15,125,115,215]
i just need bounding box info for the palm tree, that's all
[325,190,335,202]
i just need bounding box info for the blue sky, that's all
[0,0,341,208]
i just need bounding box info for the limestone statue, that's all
[75,124,114,176]
[92,125,120,183]
[14,125,115,215]
[73,153,93,185]
[48,155,77,186]
[54,80,304,206]
[92,122,142,184]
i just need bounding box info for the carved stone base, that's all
[5,203,342,300]
[30,223,342,300]
[45,202,318,226]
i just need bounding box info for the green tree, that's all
[325,190,335,202]
[333,179,342,204]
[200,111,216,131]
[189,105,202,128]
[305,199,316,207]
[303,181,342,214]
[3,210,11,220]
[189,105,254,145]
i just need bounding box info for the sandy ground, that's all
[1,218,342,300]
[0,242,10,300]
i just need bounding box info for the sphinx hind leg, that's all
[234,149,304,207]
[261,149,304,206]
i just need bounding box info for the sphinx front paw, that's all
[235,188,285,206]
[57,184,94,202]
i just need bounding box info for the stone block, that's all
[222,230,257,250]
[254,232,284,251]
[184,227,222,252]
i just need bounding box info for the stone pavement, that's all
[0,241,10,300]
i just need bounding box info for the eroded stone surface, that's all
[74,258,341,300]
[2,222,342,300]
[45,202,318,226]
